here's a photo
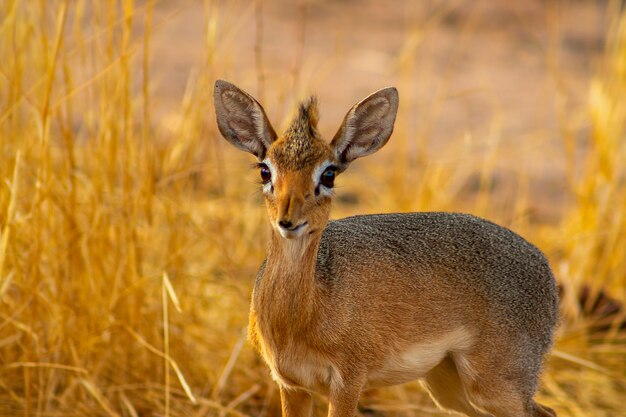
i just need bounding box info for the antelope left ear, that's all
[214,80,277,160]
[330,87,399,172]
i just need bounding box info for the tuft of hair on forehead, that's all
[284,96,320,141]
[270,96,330,170]
[301,96,319,130]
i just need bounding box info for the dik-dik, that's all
[213,80,559,417]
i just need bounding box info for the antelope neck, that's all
[266,228,321,281]
[258,229,323,327]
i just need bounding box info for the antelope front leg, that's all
[327,376,366,417]
[280,387,312,417]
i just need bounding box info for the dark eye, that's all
[320,168,335,188]
[259,164,271,184]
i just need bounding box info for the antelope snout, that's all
[278,219,295,229]
[276,193,308,239]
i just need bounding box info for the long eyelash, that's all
[253,162,265,169]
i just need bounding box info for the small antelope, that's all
[214,80,559,417]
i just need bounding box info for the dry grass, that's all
[1,1,625,416]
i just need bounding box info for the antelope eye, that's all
[320,168,335,188]
[259,164,271,183]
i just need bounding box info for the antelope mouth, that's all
[288,222,308,232]
[277,221,309,239]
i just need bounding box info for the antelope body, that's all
[214,80,559,417]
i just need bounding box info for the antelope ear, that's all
[330,87,399,171]
[214,80,277,160]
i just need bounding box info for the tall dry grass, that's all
[0,1,624,416]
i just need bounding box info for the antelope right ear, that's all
[331,87,398,172]
[214,80,277,160]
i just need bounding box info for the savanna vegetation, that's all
[0,1,624,416]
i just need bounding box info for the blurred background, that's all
[1,0,625,416]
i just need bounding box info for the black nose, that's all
[279,220,293,229]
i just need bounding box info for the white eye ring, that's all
[259,164,271,184]
[312,160,336,197]
[260,159,276,194]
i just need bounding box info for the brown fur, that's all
[214,80,558,417]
